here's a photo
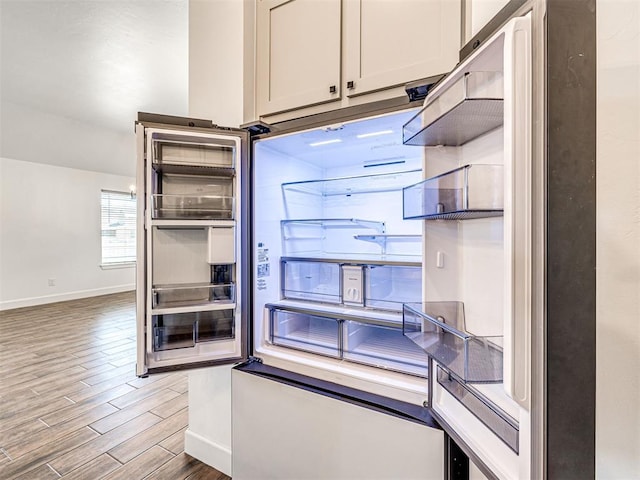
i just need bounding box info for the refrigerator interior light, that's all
[356,129,394,139]
[309,138,342,147]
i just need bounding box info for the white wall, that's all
[0,158,135,310]
[0,100,136,178]
[596,1,640,478]
[188,0,245,127]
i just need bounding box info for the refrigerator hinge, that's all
[236,356,263,368]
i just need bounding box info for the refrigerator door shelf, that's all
[436,365,518,453]
[152,308,235,353]
[152,194,234,220]
[152,138,235,170]
[403,71,504,146]
[403,164,504,220]
[151,282,235,310]
[431,361,523,480]
[403,302,503,383]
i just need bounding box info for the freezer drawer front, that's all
[232,365,444,480]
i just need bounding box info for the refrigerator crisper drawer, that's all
[403,71,504,147]
[153,140,235,169]
[267,305,428,378]
[365,264,422,310]
[344,321,428,377]
[403,302,503,383]
[268,307,342,358]
[152,283,235,309]
[403,164,503,220]
[280,259,421,312]
[281,260,342,304]
[153,309,235,352]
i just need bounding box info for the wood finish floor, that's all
[0,291,231,480]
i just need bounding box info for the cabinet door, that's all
[344,0,460,97]
[256,0,341,116]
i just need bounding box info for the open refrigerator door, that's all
[401,16,532,479]
[135,117,249,376]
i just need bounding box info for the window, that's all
[101,190,136,265]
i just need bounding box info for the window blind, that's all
[101,190,136,264]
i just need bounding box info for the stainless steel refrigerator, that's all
[135,8,594,478]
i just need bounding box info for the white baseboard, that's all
[0,284,135,311]
[185,428,232,477]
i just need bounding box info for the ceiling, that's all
[0,0,189,176]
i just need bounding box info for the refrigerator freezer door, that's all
[232,366,444,479]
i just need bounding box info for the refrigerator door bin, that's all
[281,259,342,304]
[152,194,234,220]
[365,264,422,311]
[403,72,504,146]
[152,282,235,309]
[344,321,428,377]
[153,314,196,351]
[435,365,519,453]
[403,164,503,220]
[268,305,342,358]
[195,308,235,343]
[403,302,503,383]
[152,309,236,353]
[152,137,235,169]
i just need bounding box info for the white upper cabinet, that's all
[343,0,461,98]
[256,0,342,116]
[256,0,461,118]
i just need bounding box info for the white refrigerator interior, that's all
[136,125,245,375]
[252,107,432,405]
[402,16,533,479]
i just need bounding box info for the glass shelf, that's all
[403,164,503,220]
[281,218,385,232]
[403,301,503,383]
[281,170,422,197]
[403,72,504,147]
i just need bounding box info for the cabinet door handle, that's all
[347,81,355,89]
[329,85,337,94]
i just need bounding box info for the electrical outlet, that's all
[48,278,56,287]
